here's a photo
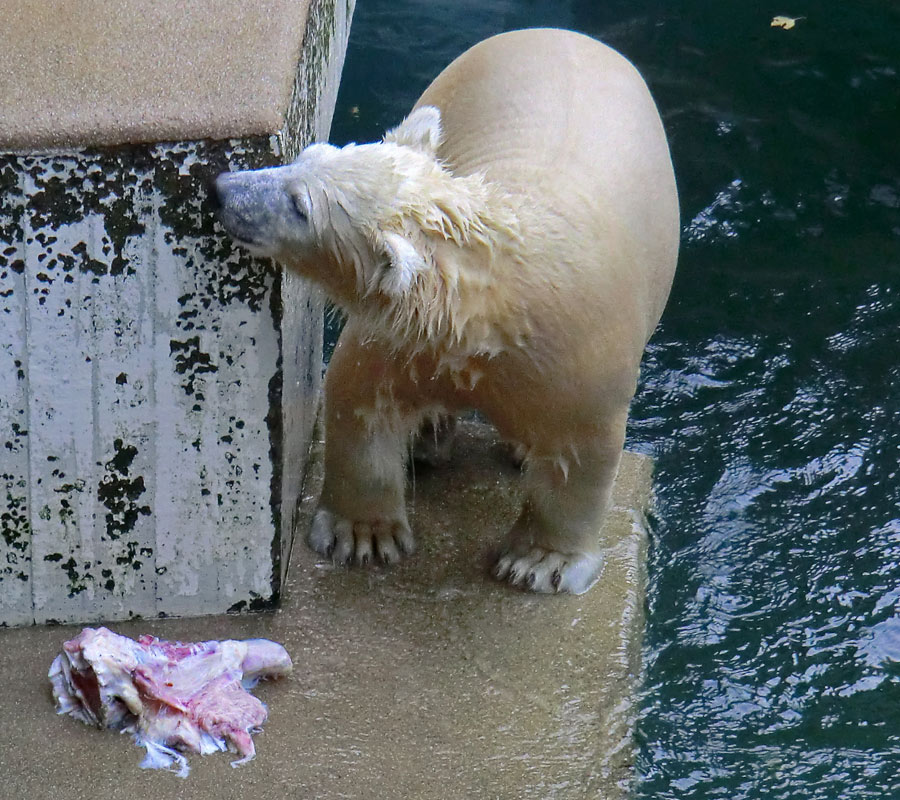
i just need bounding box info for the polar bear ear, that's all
[374,229,429,295]
[384,106,443,156]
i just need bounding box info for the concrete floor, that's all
[0,422,652,799]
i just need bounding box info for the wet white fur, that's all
[219,30,679,593]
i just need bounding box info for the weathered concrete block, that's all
[0,0,355,625]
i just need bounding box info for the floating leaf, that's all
[771,15,804,29]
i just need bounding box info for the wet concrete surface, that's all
[0,421,652,799]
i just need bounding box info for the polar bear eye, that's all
[290,193,309,224]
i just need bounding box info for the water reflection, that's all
[684,179,745,244]
[633,315,900,796]
[631,250,899,796]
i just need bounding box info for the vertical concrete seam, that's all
[145,160,160,607]
[19,161,35,624]
[266,264,285,607]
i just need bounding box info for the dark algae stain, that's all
[51,475,86,525]
[21,151,147,279]
[1,476,29,550]
[43,549,94,598]
[155,139,277,315]
[169,335,219,402]
[59,556,91,597]
[0,158,25,275]
[28,173,83,229]
[114,540,153,571]
[227,593,272,614]
[97,438,151,541]
[69,241,110,276]
[1,475,30,585]
[8,139,278,311]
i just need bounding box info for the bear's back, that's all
[417,29,668,194]
[416,28,679,338]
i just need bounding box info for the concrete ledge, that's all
[0,421,651,798]
[0,0,343,149]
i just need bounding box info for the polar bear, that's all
[214,28,679,594]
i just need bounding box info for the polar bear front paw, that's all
[492,546,602,595]
[308,508,416,566]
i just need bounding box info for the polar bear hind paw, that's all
[309,508,416,566]
[492,546,602,595]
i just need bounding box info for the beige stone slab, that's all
[0,421,651,799]
[0,0,316,149]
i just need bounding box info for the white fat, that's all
[140,739,191,779]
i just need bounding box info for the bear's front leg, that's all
[307,332,418,566]
[492,412,628,594]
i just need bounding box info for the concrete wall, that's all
[0,0,355,626]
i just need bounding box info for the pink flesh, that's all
[49,627,292,775]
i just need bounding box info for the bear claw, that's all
[491,546,602,595]
[309,508,415,567]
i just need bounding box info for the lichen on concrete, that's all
[1,137,293,625]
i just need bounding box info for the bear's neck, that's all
[363,174,527,358]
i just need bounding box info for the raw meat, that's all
[49,627,292,777]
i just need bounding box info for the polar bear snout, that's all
[215,168,306,257]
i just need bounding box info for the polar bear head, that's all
[215,106,512,321]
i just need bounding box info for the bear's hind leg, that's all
[411,413,457,467]
[492,414,627,594]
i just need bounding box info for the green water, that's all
[330,2,900,796]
